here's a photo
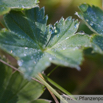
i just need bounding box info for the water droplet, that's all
[74,23,79,28]
[63,47,66,50]
[49,57,52,61]
[10,50,13,53]
[75,12,78,16]
[55,29,58,33]
[79,31,85,34]
[86,19,89,22]
[24,54,26,56]
[90,22,93,26]
[54,27,56,29]
[22,5,24,8]
[18,60,23,66]
[66,37,69,40]
[73,47,79,50]
[25,47,28,49]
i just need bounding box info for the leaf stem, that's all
[73,67,99,94]
[0,59,43,85]
[37,74,68,103]
[0,59,19,71]
[43,74,76,101]
[47,65,59,77]
[43,75,75,100]
[39,73,59,103]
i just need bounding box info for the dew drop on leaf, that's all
[74,23,79,28]
[86,19,89,22]
[79,31,85,34]
[66,37,69,40]
[49,57,52,61]
[10,50,12,53]
[55,29,58,33]
[63,47,66,50]
[90,22,93,26]
[18,60,23,66]
[22,5,24,8]
[25,47,28,49]
[24,54,26,56]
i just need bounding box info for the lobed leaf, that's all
[77,4,103,35]
[0,7,91,78]
[77,4,103,54]
[0,62,50,103]
[0,0,39,15]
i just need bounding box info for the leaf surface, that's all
[0,62,49,103]
[77,4,103,54]
[0,7,91,78]
[0,0,39,15]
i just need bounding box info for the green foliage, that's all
[0,1,103,102]
[77,4,103,54]
[0,0,39,15]
[0,62,50,103]
[0,7,91,78]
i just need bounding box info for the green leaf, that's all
[0,6,11,15]
[77,4,103,54]
[76,4,103,35]
[0,61,49,103]
[0,0,39,15]
[91,34,103,54]
[0,7,91,78]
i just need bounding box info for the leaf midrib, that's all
[8,14,43,51]
[46,21,76,50]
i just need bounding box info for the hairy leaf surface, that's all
[0,7,91,78]
[77,4,103,54]
[0,62,49,103]
[0,0,39,15]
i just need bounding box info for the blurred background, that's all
[0,0,103,103]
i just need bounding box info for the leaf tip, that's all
[79,3,89,12]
